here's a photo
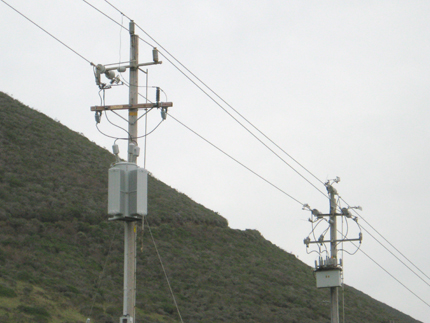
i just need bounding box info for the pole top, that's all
[129,20,135,35]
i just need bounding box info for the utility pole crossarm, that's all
[90,102,173,111]
[103,60,162,72]
[311,213,352,217]
[304,237,362,245]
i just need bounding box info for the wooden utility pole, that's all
[327,183,339,323]
[303,180,362,323]
[91,20,172,323]
[123,20,139,321]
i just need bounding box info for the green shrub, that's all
[16,271,33,282]
[0,285,17,298]
[18,305,50,318]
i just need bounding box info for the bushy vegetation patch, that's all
[0,285,17,298]
[0,92,421,323]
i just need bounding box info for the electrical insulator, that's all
[129,143,135,154]
[112,144,119,155]
[153,47,159,63]
[96,64,106,73]
[161,108,167,120]
[341,207,351,218]
[156,87,160,104]
[105,70,116,80]
[95,111,102,124]
[133,146,140,157]
[311,209,321,217]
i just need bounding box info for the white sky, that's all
[1,0,430,321]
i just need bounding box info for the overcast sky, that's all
[1,0,430,321]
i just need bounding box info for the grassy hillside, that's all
[0,91,421,322]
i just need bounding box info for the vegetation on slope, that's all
[0,92,421,322]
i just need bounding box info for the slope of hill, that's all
[0,91,421,322]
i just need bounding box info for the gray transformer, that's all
[108,162,148,221]
[315,268,342,288]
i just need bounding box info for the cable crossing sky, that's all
[2,0,430,317]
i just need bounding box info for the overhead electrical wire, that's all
[12,0,429,305]
[156,51,329,200]
[169,113,304,206]
[104,0,130,20]
[344,198,430,282]
[82,0,328,200]
[89,1,430,301]
[81,0,153,47]
[3,0,419,290]
[170,110,430,308]
[338,232,430,309]
[29,3,176,316]
[357,244,430,309]
[1,0,93,66]
[132,22,326,190]
[86,11,415,290]
[348,211,430,288]
[6,0,429,311]
[110,7,427,279]
[135,28,430,289]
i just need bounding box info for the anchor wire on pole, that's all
[146,218,185,323]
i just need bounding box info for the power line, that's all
[56,0,430,308]
[358,246,430,309]
[89,0,328,199]
[342,197,430,284]
[154,34,430,292]
[4,0,427,317]
[82,0,126,31]
[80,2,333,214]
[133,21,326,189]
[105,0,430,293]
[360,224,430,288]
[104,0,131,21]
[1,0,93,65]
[170,109,430,312]
[81,0,154,48]
[158,52,328,199]
[6,0,421,290]
[169,113,304,206]
[151,35,430,298]
[337,230,430,309]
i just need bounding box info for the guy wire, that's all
[146,218,185,323]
